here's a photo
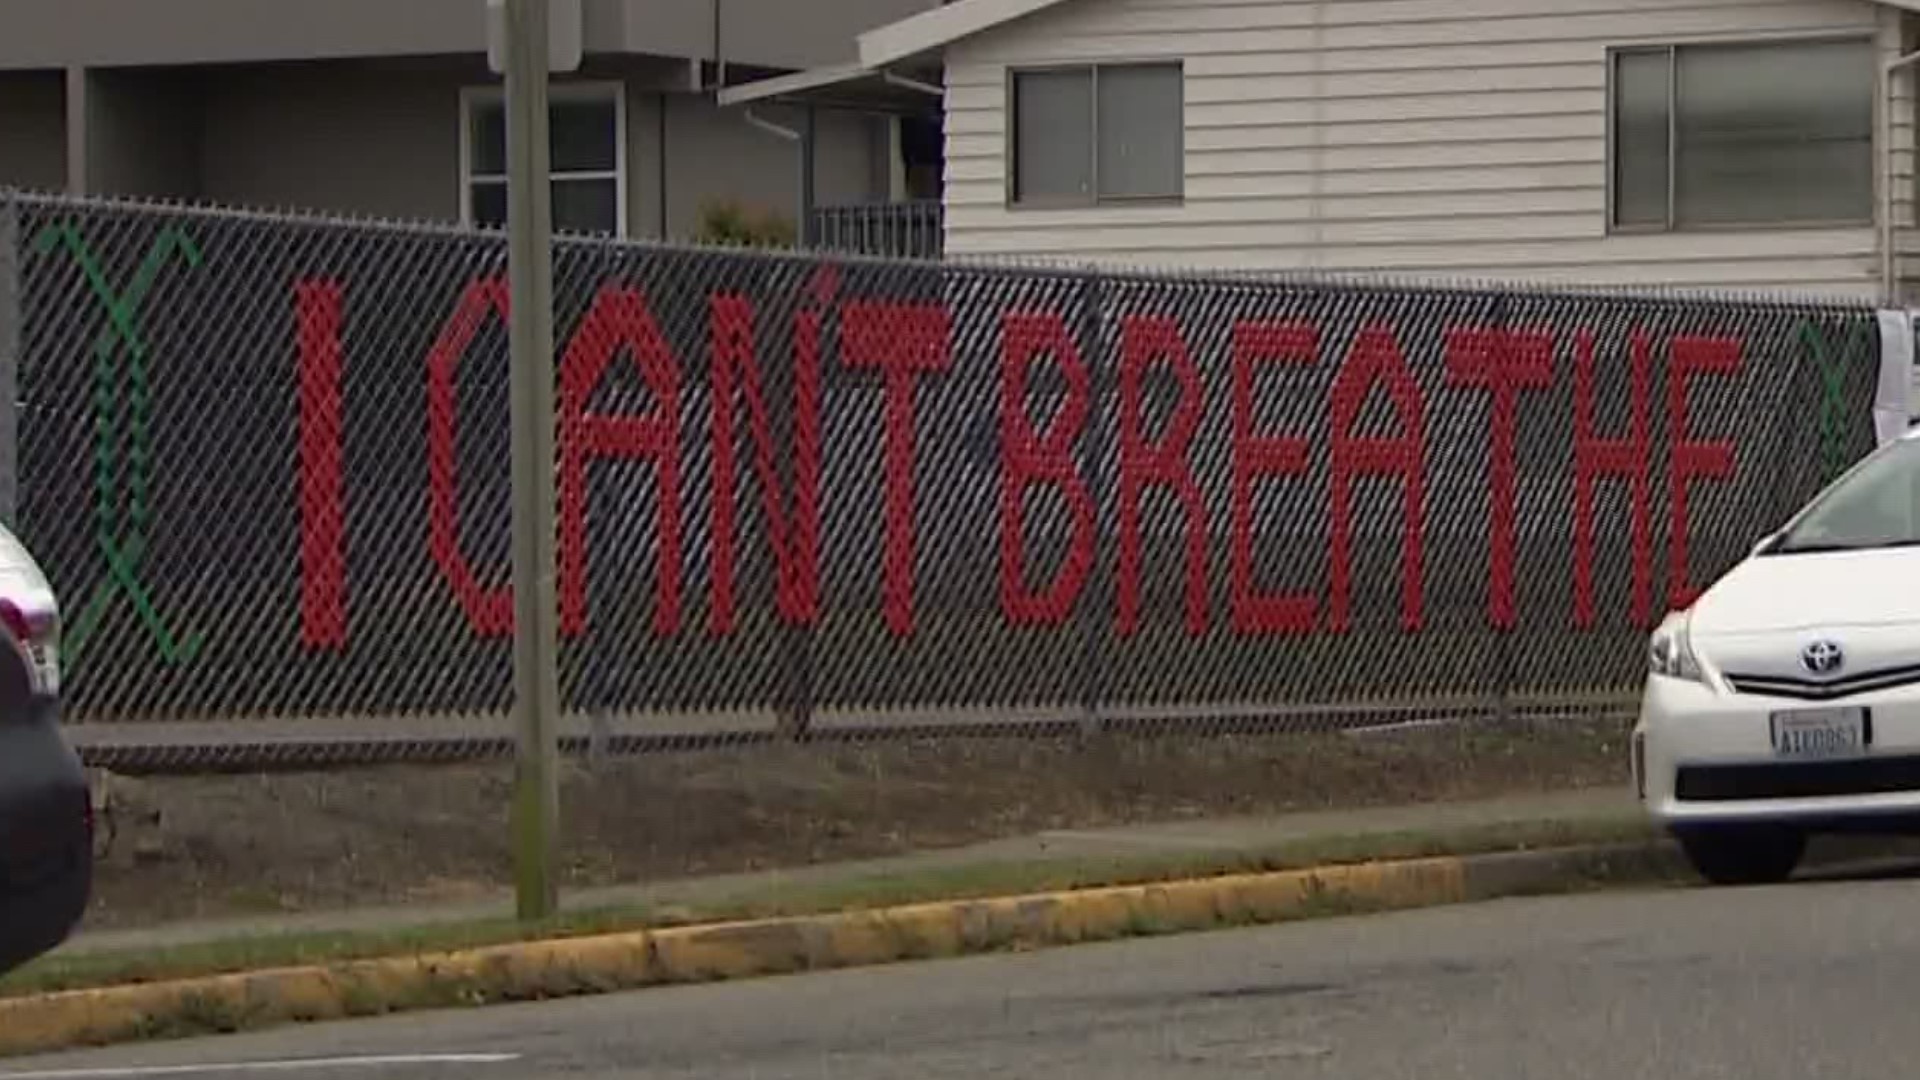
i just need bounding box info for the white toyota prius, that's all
[1635,425,1920,885]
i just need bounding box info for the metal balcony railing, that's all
[808,200,943,259]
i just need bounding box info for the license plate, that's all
[1771,707,1869,759]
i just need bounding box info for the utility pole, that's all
[502,0,560,922]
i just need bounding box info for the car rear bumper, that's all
[0,837,90,974]
[1634,674,1920,829]
[0,688,93,975]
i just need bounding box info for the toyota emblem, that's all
[1801,639,1845,676]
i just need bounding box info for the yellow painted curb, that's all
[0,854,1475,1058]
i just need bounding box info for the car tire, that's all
[1674,825,1806,886]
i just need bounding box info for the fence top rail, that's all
[0,186,1881,316]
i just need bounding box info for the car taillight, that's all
[0,596,61,703]
[0,597,55,646]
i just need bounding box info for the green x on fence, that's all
[1799,319,1875,486]
[30,223,205,665]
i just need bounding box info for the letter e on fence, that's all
[1229,319,1317,636]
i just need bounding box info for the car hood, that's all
[1692,547,1920,637]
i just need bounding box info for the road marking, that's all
[0,1054,521,1080]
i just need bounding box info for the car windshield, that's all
[1771,435,1920,554]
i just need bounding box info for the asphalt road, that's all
[10,871,1920,1079]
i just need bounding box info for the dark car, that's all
[0,525,91,976]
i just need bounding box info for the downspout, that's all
[1881,42,1920,305]
[743,109,799,143]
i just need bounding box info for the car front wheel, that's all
[1674,825,1806,886]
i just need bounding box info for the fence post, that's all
[0,194,18,532]
[1077,270,1108,737]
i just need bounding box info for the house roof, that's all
[722,0,1920,112]
[717,0,1071,108]
[860,0,1920,67]
[856,0,1075,67]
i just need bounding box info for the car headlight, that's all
[1648,611,1706,684]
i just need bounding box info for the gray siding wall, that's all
[0,0,939,74]
[198,62,462,221]
[67,58,884,243]
[82,68,205,199]
[0,71,66,193]
[0,0,597,69]
[659,95,886,239]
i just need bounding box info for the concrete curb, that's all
[0,840,1692,1058]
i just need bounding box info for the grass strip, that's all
[3,812,1655,1000]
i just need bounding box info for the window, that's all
[1610,38,1873,230]
[461,83,626,236]
[1768,435,1920,555]
[1009,62,1182,205]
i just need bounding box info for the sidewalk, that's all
[55,786,1642,958]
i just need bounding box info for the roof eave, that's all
[715,60,943,114]
[857,0,1074,68]
[716,61,875,107]
[853,0,1920,69]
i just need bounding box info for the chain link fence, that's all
[0,190,1889,767]
[1,188,1897,936]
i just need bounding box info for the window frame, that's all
[1604,34,1877,235]
[458,79,629,237]
[1004,59,1185,210]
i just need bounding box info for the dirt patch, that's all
[84,715,1631,930]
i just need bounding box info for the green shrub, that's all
[694,199,797,249]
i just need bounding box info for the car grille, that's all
[1722,662,1920,701]
[1676,755,1920,801]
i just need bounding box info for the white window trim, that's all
[1603,34,1876,235]
[1005,59,1186,210]
[458,80,629,237]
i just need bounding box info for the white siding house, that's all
[728,0,1920,301]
